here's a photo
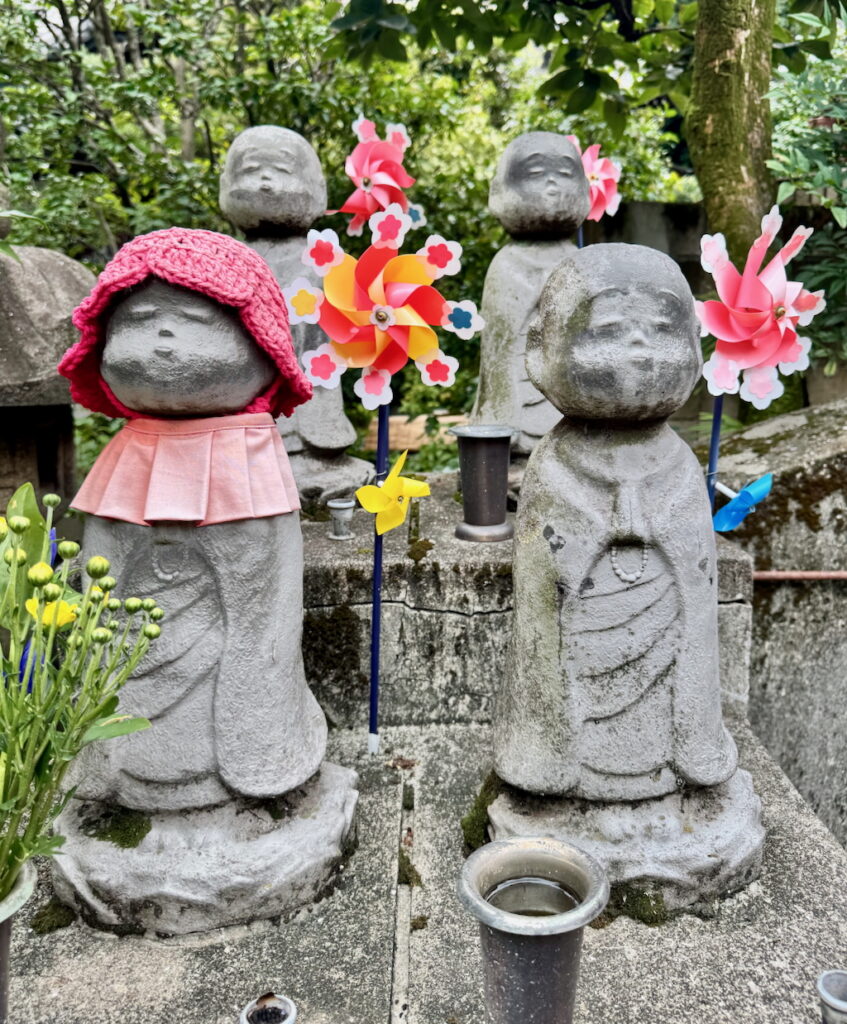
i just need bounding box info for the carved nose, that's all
[158,327,174,338]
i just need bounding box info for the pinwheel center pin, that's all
[361,176,372,191]
[774,304,786,319]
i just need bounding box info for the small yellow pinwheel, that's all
[356,450,430,535]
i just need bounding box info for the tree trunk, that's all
[687,0,776,265]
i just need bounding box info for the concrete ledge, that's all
[303,473,754,725]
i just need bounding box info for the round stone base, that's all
[51,762,358,935]
[488,768,764,913]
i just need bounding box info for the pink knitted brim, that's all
[58,228,313,419]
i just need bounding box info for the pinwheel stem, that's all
[706,393,723,510]
[368,403,391,754]
[577,225,584,250]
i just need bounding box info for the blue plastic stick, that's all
[368,403,390,753]
[706,393,724,509]
[577,225,584,250]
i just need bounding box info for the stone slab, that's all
[302,474,754,727]
[8,719,847,1023]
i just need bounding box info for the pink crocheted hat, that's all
[58,227,313,419]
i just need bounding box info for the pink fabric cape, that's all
[72,413,300,526]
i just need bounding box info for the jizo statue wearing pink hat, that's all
[53,228,358,935]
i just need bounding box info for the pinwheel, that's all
[567,135,621,243]
[713,474,773,533]
[337,119,417,236]
[698,206,825,512]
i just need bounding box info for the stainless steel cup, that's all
[457,836,609,1024]
[239,992,297,1023]
[818,971,847,1023]
[327,497,356,541]
[449,424,514,542]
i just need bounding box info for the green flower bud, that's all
[42,583,62,602]
[107,598,121,612]
[57,541,80,560]
[88,587,105,603]
[0,518,7,541]
[99,576,117,592]
[26,561,55,588]
[142,623,161,640]
[150,607,165,622]
[124,597,142,614]
[106,619,119,631]
[3,547,27,566]
[7,516,30,534]
[68,633,85,648]
[91,627,112,644]
[141,598,155,612]
[86,556,110,579]
[42,494,61,509]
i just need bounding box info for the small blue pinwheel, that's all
[712,473,773,532]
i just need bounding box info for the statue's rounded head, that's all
[219,125,327,232]
[526,243,701,421]
[58,227,312,419]
[488,132,590,239]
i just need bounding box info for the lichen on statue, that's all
[493,243,738,801]
[219,125,373,501]
[471,132,590,456]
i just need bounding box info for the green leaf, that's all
[832,207,847,228]
[376,31,408,60]
[566,84,597,114]
[788,11,825,27]
[777,181,796,204]
[604,98,627,138]
[538,67,583,96]
[655,0,675,20]
[81,715,151,745]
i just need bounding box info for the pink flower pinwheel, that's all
[296,209,481,408]
[338,119,416,236]
[567,135,621,222]
[697,206,825,409]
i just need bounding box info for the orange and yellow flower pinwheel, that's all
[356,450,430,535]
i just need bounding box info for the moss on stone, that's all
[407,538,434,564]
[402,782,415,811]
[606,882,668,926]
[30,898,76,934]
[81,806,152,849]
[460,770,505,852]
[410,914,429,931]
[397,847,422,887]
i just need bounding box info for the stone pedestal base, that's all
[52,762,358,935]
[488,768,764,913]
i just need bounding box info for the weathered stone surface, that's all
[219,125,371,500]
[714,398,847,845]
[471,132,589,454]
[0,246,94,405]
[52,762,358,935]
[301,474,753,728]
[494,244,738,803]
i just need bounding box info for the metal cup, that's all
[326,498,356,541]
[818,971,847,1023]
[449,424,514,542]
[239,992,297,1023]
[457,836,609,1024]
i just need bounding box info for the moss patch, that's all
[80,806,152,849]
[460,770,505,852]
[410,914,429,931]
[604,882,668,926]
[30,898,76,934]
[397,847,422,887]
[402,782,415,811]
[407,538,434,564]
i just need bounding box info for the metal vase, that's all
[239,992,298,1023]
[818,971,847,1023]
[326,498,356,541]
[0,862,37,1024]
[457,836,609,1024]
[449,425,514,542]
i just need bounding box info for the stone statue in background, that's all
[489,244,764,911]
[471,132,590,456]
[52,229,357,934]
[219,125,373,502]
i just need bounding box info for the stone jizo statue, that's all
[53,229,357,933]
[220,125,373,501]
[471,132,590,456]
[489,244,764,908]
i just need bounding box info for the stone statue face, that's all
[101,279,276,417]
[527,244,701,421]
[489,132,590,239]
[219,125,327,232]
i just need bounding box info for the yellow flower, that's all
[291,288,319,318]
[25,597,78,628]
[356,450,430,535]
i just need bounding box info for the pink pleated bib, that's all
[72,413,300,526]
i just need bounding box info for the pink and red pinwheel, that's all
[567,135,621,222]
[290,205,481,410]
[337,118,417,237]
[697,206,825,409]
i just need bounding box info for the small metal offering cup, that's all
[818,971,847,1024]
[449,424,514,542]
[326,497,356,541]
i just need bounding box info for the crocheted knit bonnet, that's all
[58,227,312,419]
